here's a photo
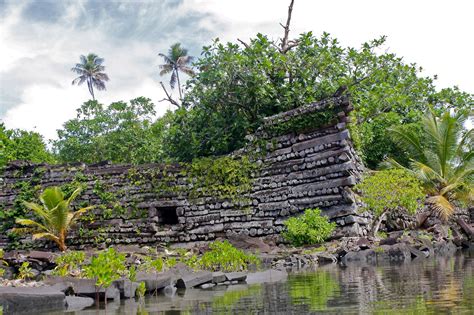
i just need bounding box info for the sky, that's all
[1,0,473,141]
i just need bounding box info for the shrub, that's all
[198,240,260,272]
[355,169,424,235]
[136,281,146,299]
[283,208,336,246]
[0,249,7,278]
[84,248,126,302]
[52,251,85,277]
[17,262,34,280]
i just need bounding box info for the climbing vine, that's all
[186,156,257,202]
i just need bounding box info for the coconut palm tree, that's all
[13,186,93,251]
[71,53,110,100]
[158,43,195,99]
[386,110,473,220]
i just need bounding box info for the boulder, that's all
[341,249,376,264]
[315,253,338,265]
[176,271,213,288]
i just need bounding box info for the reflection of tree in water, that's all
[211,284,262,313]
[288,270,340,311]
[332,254,473,314]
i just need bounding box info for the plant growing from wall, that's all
[187,156,257,203]
[84,248,126,303]
[355,169,424,236]
[52,251,86,277]
[17,262,34,280]
[12,186,94,251]
[0,249,8,278]
[198,240,260,272]
[283,208,336,246]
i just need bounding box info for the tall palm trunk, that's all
[175,68,182,99]
[87,77,95,100]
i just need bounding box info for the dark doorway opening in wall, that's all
[157,207,179,225]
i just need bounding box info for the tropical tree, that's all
[386,110,473,220]
[71,53,110,100]
[158,43,195,99]
[13,186,94,251]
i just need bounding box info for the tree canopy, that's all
[53,97,166,164]
[0,123,54,169]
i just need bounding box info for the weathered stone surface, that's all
[0,95,366,249]
[225,272,247,282]
[65,296,94,311]
[212,272,226,284]
[176,271,213,288]
[136,272,173,292]
[0,286,65,314]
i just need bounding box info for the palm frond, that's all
[179,65,195,76]
[15,218,49,232]
[32,232,60,242]
[426,195,455,221]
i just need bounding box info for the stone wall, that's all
[0,95,367,249]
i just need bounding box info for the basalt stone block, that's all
[176,271,213,288]
[212,272,226,284]
[136,272,173,293]
[0,286,66,314]
[225,272,247,282]
[65,296,94,311]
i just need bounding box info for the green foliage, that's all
[17,262,34,280]
[128,265,137,282]
[139,256,164,273]
[52,251,85,277]
[386,110,473,220]
[12,186,94,251]
[0,123,55,169]
[0,180,39,237]
[355,169,424,218]
[283,208,336,246]
[0,249,8,278]
[265,105,340,136]
[289,271,340,311]
[54,97,165,164]
[136,281,146,299]
[198,240,260,272]
[187,156,256,202]
[84,248,126,290]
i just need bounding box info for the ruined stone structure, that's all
[0,95,367,249]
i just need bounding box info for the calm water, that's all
[52,252,473,314]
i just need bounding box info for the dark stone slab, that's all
[136,272,173,292]
[65,296,94,311]
[176,271,213,288]
[0,286,65,314]
[212,272,226,284]
[225,272,247,282]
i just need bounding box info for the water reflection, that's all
[49,252,473,314]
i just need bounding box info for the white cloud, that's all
[1,0,473,141]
